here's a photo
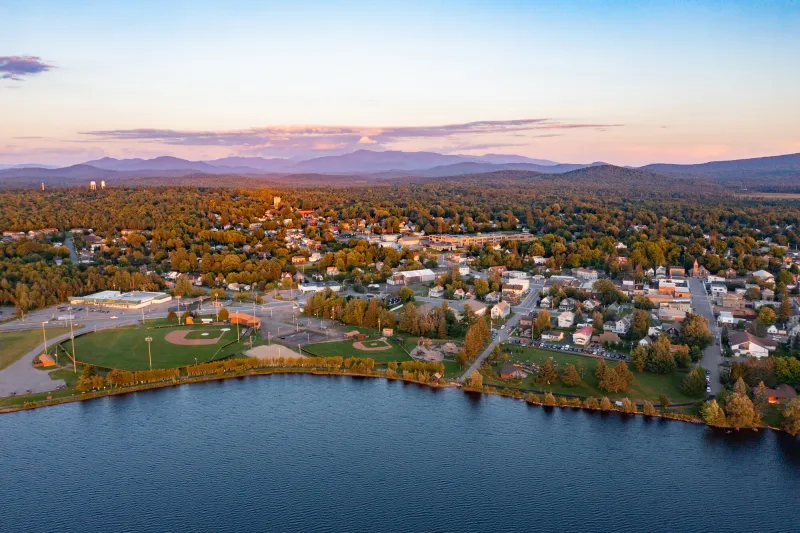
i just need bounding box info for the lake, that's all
[1,374,798,533]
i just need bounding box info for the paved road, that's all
[64,235,79,263]
[459,288,541,383]
[688,277,723,394]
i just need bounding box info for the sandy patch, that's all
[245,345,305,359]
[165,329,221,346]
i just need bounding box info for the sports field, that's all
[303,339,412,363]
[63,324,243,370]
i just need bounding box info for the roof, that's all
[500,364,527,376]
[574,325,593,336]
[728,331,776,348]
[762,384,797,399]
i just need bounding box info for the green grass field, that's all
[302,339,412,363]
[490,344,697,403]
[0,327,72,371]
[64,324,244,370]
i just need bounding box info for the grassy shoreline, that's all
[0,366,791,437]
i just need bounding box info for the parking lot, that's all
[507,337,631,362]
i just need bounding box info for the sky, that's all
[1,0,799,167]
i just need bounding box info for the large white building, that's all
[68,290,171,309]
[387,268,436,285]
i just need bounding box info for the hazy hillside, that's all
[642,153,800,181]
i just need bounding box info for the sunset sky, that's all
[1,0,799,166]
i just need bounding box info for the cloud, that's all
[79,118,623,157]
[0,56,55,81]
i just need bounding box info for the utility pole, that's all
[145,336,153,370]
[69,317,76,373]
[42,321,48,354]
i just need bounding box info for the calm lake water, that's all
[1,374,799,533]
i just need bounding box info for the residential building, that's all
[558,311,575,328]
[491,301,511,320]
[461,298,487,317]
[541,330,564,341]
[728,332,777,358]
[573,326,593,346]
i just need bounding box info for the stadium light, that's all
[145,336,153,370]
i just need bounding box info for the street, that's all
[688,277,723,394]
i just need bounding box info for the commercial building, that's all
[387,268,436,285]
[298,281,342,294]
[68,290,171,309]
[427,232,536,249]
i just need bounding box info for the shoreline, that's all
[0,367,790,436]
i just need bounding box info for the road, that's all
[64,235,79,263]
[458,286,541,383]
[688,277,723,394]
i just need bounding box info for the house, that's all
[572,326,593,346]
[603,316,631,335]
[752,269,775,282]
[501,284,526,304]
[484,291,501,303]
[658,308,687,322]
[461,298,487,317]
[757,384,797,404]
[326,266,340,277]
[491,302,511,320]
[559,297,577,312]
[541,330,564,341]
[574,268,599,282]
[638,335,656,347]
[655,266,667,278]
[582,299,600,312]
[539,296,552,309]
[669,266,686,278]
[428,286,445,298]
[500,364,529,380]
[291,256,306,264]
[717,311,741,325]
[593,331,622,345]
[453,288,466,299]
[558,311,575,328]
[728,331,777,358]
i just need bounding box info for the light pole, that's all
[69,317,76,373]
[145,336,153,370]
[41,321,48,354]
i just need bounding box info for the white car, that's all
[706,386,711,393]
[500,325,506,330]
[110,315,118,319]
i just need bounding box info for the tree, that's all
[561,364,582,387]
[167,310,177,321]
[593,279,621,304]
[753,381,768,415]
[599,361,634,393]
[642,400,657,416]
[543,392,556,406]
[701,399,727,427]
[782,398,800,436]
[621,398,636,414]
[757,306,776,327]
[218,307,230,321]
[533,310,551,337]
[592,311,604,331]
[473,278,490,298]
[631,309,650,339]
[536,359,558,386]
[595,359,608,381]
[681,367,707,397]
[733,377,749,395]
[398,286,414,303]
[455,351,468,368]
[680,314,713,350]
[466,371,483,390]
[726,390,756,428]
[646,334,677,374]
[779,290,791,324]
[658,394,671,411]
[600,397,612,411]
[630,345,647,372]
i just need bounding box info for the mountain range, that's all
[0,150,798,189]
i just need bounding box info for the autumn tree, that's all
[778,289,791,324]
[631,309,650,339]
[646,334,677,374]
[592,311,604,331]
[753,381,768,415]
[599,360,634,393]
[782,398,800,436]
[726,382,756,428]
[533,310,551,337]
[167,310,178,321]
[561,364,582,387]
[543,392,556,406]
[701,399,727,427]
[642,400,657,416]
[680,314,713,350]
[536,359,558,386]
[630,345,647,372]
[658,394,671,411]
[600,397,612,411]
[621,398,636,414]
[466,371,483,390]
[218,307,229,321]
[757,306,776,327]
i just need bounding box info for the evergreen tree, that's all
[561,364,582,387]
[726,390,756,428]
[681,367,707,397]
[536,359,558,386]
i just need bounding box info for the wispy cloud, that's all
[79,119,622,157]
[0,56,55,81]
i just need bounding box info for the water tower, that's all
[89,181,97,191]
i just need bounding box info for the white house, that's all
[428,286,445,298]
[558,311,575,328]
[728,332,776,358]
[752,269,775,282]
[491,301,511,320]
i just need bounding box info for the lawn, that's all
[488,344,698,404]
[302,339,412,363]
[63,324,244,370]
[0,327,72,371]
